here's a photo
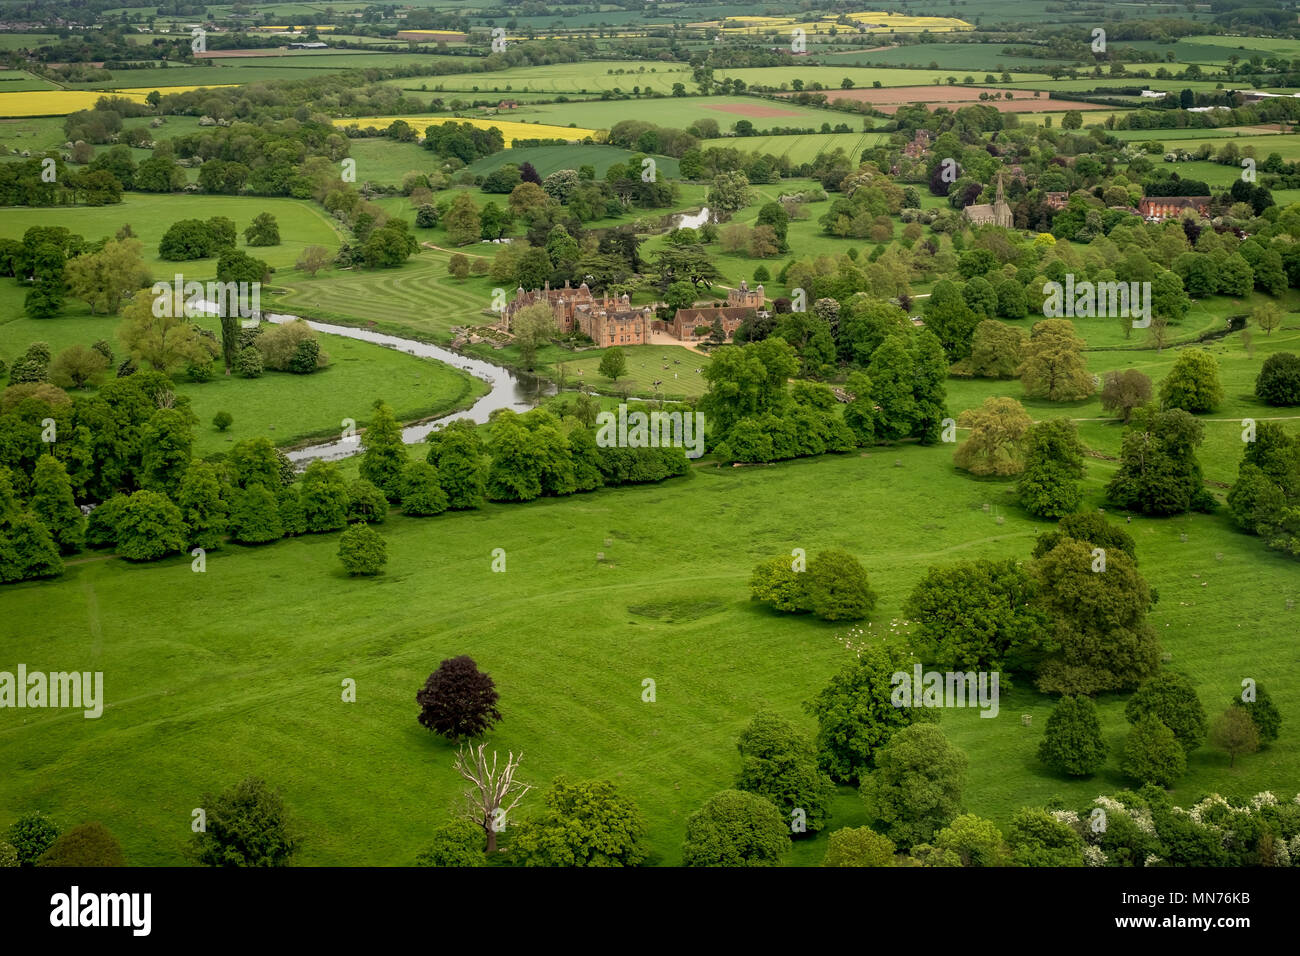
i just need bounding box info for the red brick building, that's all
[1138,196,1210,221]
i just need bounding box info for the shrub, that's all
[213,411,233,431]
[192,778,298,867]
[338,522,386,575]
[288,339,321,375]
[257,320,327,372]
[7,811,60,866]
[36,822,125,867]
[681,790,789,867]
[235,346,263,378]
[415,819,484,866]
[822,826,896,867]
[1255,352,1300,406]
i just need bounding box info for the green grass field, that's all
[480,96,870,132]
[0,297,488,456]
[2,424,1295,866]
[0,194,342,276]
[699,131,886,164]
[466,144,681,180]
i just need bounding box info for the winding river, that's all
[264,313,554,465]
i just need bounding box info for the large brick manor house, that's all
[500,280,767,346]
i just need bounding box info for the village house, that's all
[1138,196,1210,221]
[1044,191,1069,211]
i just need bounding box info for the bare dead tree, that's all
[453,744,531,853]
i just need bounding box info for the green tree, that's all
[821,826,895,867]
[735,711,835,834]
[346,478,388,524]
[866,336,918,442]
[192,778,298,867]
[229,484,283,544]
[904,558,1044,671]
[1018,319,1093,402]
[30,454,83,553]
[1106,406,1215,515]
[401,461,449,516]
[1209,706,1259,767]
[0,512,62,583]
[338,522,386,575]
[922,279,978,361]
[954,396,1033,476]
[113,489,184,561]
[510,302,556,371]
[243,212,280,247]
[64,237,149,315]
[1159,348,1222,413]
[860,724,967,849]
[6,812,60,866]
[444,192,481,246]
[598,347,627,383]
[415,819,484,867]
[1122,716,1186,787]
[359,400,407,500]
[1255,352,1300,407]
[706,171,753,215]
[681,790,789,867]
[117,291,219,376]
[1007,808,1084,866]
[1034,538,1161,695]
[1016,418,1086,518]
[932,814,1011,867]
[967,320,1025,378]
[749,555,810,613]
[1124,671,1207,755]
[805,548,876,621]
[803,643,920,784]
[1037,696,1107,777]
[177,461,228,550]
[1231,682,1281,744]
[1100,369,1153,424]
[140,408,193,497]
[512,778,647,867]
[298,460,350,532]
[427,420,486,510]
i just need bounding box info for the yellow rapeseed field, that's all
[333,115,602,145]
[109,85,238,95]
[714,11,973,34]
[0,90,147,117]
[0,85,236,117]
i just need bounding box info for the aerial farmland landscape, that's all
[0,0,1299,927]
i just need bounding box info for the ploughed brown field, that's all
[780,85,1107,114]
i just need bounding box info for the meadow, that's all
[332,114,601,143]
[0,194,342,277]
[0,297,487,456]
[1,414,1294,866]
[698,131,887,164]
